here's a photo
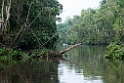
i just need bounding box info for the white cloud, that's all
[58,0,101,22]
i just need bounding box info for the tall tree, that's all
[0,0,63,49]
[57,0,124,45]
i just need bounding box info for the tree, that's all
[57,0,124,45]
[0,0,63,49]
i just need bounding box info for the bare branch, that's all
[28,28,43,46]
[4,0,11,30]
[40,32,58,48]
[26,2,33,24]
[9,23,26,48]
[1,0,4,31]
[119,18,124,30]
[28,10,42,27]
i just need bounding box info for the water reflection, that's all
[0,59,59,83]
[65,46,106,77]
[60,45,124,83]
[58,61,103,83]
[0,45,124,83]
[57,45,105,83]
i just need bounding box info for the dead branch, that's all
[40,32,58,48]
[28,10,42,27]
[50,43,82,57]
[0,0,11,45]
[11,2,33,48]
[1,0,11,32]
[26,2,33,24]
[1,0,4,32]
[9,1,33,48]
[28,28,43,46]
[9,24,26,48]
[10,1,42,48]
[4,0,11,28]
[59,43,82,54]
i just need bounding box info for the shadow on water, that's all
[0,45,124,83]
[0,59,60,83]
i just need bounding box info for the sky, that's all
[58,0,102,22]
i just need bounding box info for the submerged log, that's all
[50,43,82,57]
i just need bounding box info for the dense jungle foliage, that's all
[0,0,124,60]
[0,0,62,49]
[57,0,124,59]
[0,0,62,62]
[57,0,124,45]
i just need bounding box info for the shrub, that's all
[0,47,29,66]
[105,42,124,60]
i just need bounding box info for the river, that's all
[0,45,124,83]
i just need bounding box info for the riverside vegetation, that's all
[0,0,124,66]
[0,0,63,65]
[57,0,124,60]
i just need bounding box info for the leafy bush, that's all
[105,42,124,60]
[0,47,29,68]
[0,47,28,63]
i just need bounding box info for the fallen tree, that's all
[49,43,82,57]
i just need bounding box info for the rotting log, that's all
[59,43,82,54]
[49,43,82,57]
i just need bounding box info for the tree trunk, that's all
[50,43,82,57]
[0,19,3,46]
[0,34,3,46]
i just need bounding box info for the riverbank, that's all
[0,47,50,64]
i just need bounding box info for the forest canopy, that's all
[0,0,63,49]
[57,0,124,45]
